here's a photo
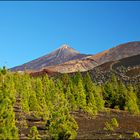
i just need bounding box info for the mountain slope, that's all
[11,41,140,73]
[91,41,140,65]
[81,54,140,85]
[40,41,140,73]
[46,57,98,73]
[11,44,88,71]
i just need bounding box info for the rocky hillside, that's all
[82,54,140,84]
[46,57,98,73]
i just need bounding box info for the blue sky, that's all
[0,1,140,68]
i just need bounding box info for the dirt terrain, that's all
[14,99,140,140]
[74,109,140,139]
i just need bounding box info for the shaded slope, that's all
[112,54,140,68]
[82,54,140,84]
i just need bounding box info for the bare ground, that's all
[73,109,140,139]
[15,106,140,139]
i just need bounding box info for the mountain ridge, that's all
[91,41,140,65]
[11,44,89,71]
[40,41,140,73]
[11,41,140,73]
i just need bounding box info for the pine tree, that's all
[94,85,104,111]
[72,71,83,85]
[84,73,97,114]
[65,85,77,111]
[42,76,55,117]
[28,126,40,139]
[42,75,52,103]
[47,86,78,139]
[0,97,19,139]
[19,74,31,113]
[29,91,40,112]
[60,73,70,90]
[103,81,115,108]
[125,85,139,114]
[59,74,77,111]
[117,81,127,109]
[1,66,7,75]
[0,73,19,139]
[76,79,86,110]
[135,84,140,109]
[33,78,48,120]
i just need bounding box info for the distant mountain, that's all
[11,44,88,71]
[91,41,140,65]
[40,41,140,73]
[11,41,140,73]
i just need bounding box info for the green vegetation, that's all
[132,132,140,139]
[103,74,140,114]
[0,72,19,139]
[104,118,119,132]
[28,126,40,139]
[125,85,139,114]
[0,68,140,139]
[0,69,104,139]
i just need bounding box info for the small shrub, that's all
[111,118,119,128]
[28,126,40,139]
[104,122,114,131]
[114,105,119,110]
[132,132,140,139]
[104,118,119,132]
